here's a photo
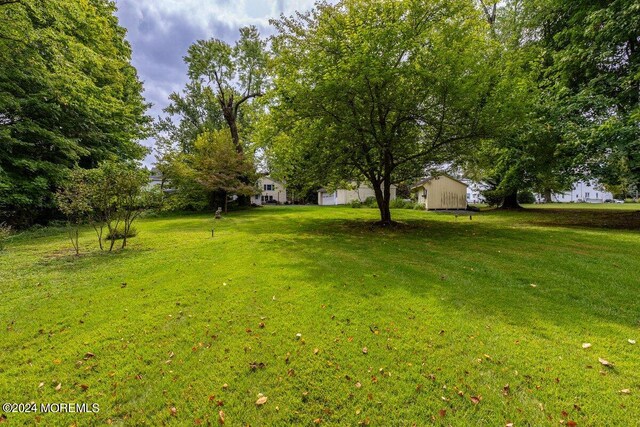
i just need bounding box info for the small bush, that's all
[0,222,11,251]
[349,199,362,208]
[390,199,423,210]
[517,191,536,204]
[106,227,138,241]
[481,189,504,208]
[389,198,409,209]
[413,202,426,210]
[363,197,377,208]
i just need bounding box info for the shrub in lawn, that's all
[518,191,536,204]
[349,200,362,208]
[389,198,408,209]
[0,222,11,251]
[363,196,377,208]
[105,226,138,241]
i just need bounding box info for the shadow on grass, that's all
[242,210,640,331]
[486,208,640,231]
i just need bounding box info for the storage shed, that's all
[318,183,397,206]
[412,175,468,210]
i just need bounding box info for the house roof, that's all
[318,183,397,193]
[411,174,469,190]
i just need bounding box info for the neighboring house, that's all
[548,180,613,203]
[317,183,397,206]
[254,176,287,205]
[463,180,489,204]
[149,172,163,187]
[412,175,468,210]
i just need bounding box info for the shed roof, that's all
[411,174,469,190]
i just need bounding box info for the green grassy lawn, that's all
[1,206,639,426]
[521,202,640,211]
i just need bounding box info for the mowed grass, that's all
[1,206,639,426]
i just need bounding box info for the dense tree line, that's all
[0,0,150,226]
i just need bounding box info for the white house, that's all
[317,183,397,206]
[253,176,287,205]
[548,180,613,203]
[412,175,468,210]
[463,180,489,204]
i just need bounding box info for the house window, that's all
[264,184,273,191]
[585,192,590,198]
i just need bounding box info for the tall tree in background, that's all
[539,0,639,195]
[0,0,150,225]
[461,0,585,208]
[266,0,496,225]
[185,26,268,153]
[155,26,267,209]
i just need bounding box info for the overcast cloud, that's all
[114,0,320,165]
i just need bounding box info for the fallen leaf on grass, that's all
[598,358,614,368]
[256,395,268,406]
[249,362,265,371]
[79,384,89,391]
[438,409,446,417]
[313,418,322,424]
[628,339,636,345]
[567,421,577,427]
[53,359,62,365]
[470,395,482,405]
[314,348,320,355]
[222,383,228,390]
[619,389,631,394]
[362,347,368,354]
[502,384,510,396]
[582,343,591,349]
[83,352,95,360]
[55,383,62,391]
[355,382,362,388]
[169,407,177,416]
[218,410,225,424]
[38,382,44,388]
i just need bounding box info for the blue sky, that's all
[114,0,321,165]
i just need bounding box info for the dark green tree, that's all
[0,0,150,225]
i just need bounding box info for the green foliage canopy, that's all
[265,0,496,224]
[0,0,150,225]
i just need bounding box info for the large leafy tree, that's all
[266,0,495,224]
[184,26,268,153]
[0,0,150,225]
[539,0,639,193]
[460,0,587,208]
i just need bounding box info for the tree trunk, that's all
[371,179,393,226]
[544,188,552,203]
[220,98,243,154]
[500,191,521,209]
